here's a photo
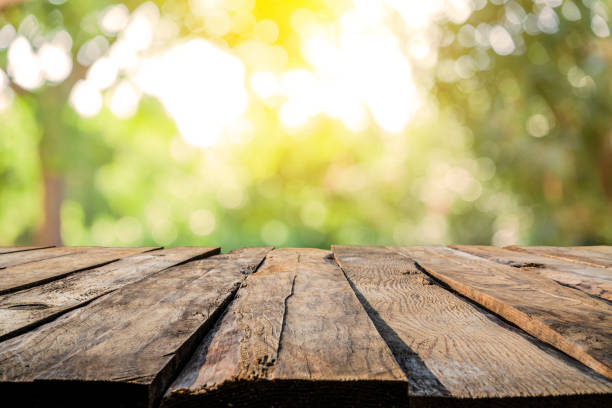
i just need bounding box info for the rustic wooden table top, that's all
[0,245,610,407]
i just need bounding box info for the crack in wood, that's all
[274,273,296,367]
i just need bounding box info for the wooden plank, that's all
[333,245,612,403]
[162,248,407,408]
[0,246,158,295]
[0,246,95,269]
[0,246,219,341]
[0,246,53,255]
[451,245,612,302]
[507,246,612,270]
[391,246,612,380]
[0,247,271,408]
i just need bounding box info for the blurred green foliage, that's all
[436,0,612,244]
[0,0,610,249]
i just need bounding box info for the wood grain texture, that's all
[451,245,612,302]
[0,246,53,255]
[0,246,219,341]
[0,246,94,268]
[0,247,271,408]
[162,248,407,408]
[507,246,612,270]
[333,245,612,404]
[0,246,158,295]
[392,246,612,380]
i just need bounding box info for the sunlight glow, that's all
[0,24,16,49]
[6,33,72,89]
[279,69,320,128]
[87,57,118,90]
[591,15,610,38]
[100,4,130,35]
[386,0,443,29]
[65,0,471,138]
[537,6,559,34]
[77,36,110,66]
[38,43,73,83]
[203,10,233,37]
[51,30,73,52]
[235,39,288,71]
[189,209,216,236]
[242,0,466,133]
[107,40,140,73]
[70,80,103,117]
[562,1,581,21]
[280,1,431,133]
[69,2,249,146]
[108,79,141,118]
[250,71,281,100]
[123,11,155,51]
[444,0,473,24]
[527,114,551,138]
[489,26,515,55]
[254,19,279,43]
[7,36,43,90]
[134,39,248,147]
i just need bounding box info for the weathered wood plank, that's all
[507,246,612,270]
[392,246,612,380]
[0,246,219,341]
[451,245,612,302]
[162,248,407,408]
[0,247,271,408]
[0,246,158,295]
[333,245,612,403]
[0,246,95,269]
[0,246,53,255]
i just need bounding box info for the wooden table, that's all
[0,245,610,407]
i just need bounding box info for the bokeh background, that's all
[0,0,610,250]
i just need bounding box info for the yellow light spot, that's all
[254,19,279,43]
[189,209,216,236]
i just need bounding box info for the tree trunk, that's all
[33,84,70,247]
[35,173,64,246]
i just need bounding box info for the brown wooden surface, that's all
[507,246,612,270]
[0,246,53,255]
[0,246,219,341]
[163,248,407,408]
[0,246,94,268]
[392,246,612,380]
[451,245,612,302]
[0,245,610,407]
[0,246,158,295]
[334,245,612,402]
[0,247,271,408]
